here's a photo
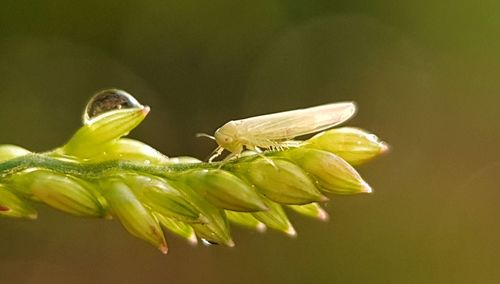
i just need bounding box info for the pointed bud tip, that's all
[319,195,330,202]
[141,106,151,116]
[256,223,267,233]
[380,142,390,154]
[286,225,297,237]
[226,239,236,248]
[362,181,373,193]
[318,209,330,222]
[188,235,198,246]
[159,243,168,254]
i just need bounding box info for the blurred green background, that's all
[1,0,499,283]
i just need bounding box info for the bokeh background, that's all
[1,1,499,283]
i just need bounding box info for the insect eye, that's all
[224,137,233,143]
[83,89,142,123]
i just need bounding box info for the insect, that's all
[199,102,357,162]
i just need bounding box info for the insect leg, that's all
[251,146,263,153]
[281,140,301,148]
[208,146,224,163]
[224,152,240,161]
[273,140,301,151]
[248,145,277,169]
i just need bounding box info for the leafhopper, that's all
[199,102,357,162]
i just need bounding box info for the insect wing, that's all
[242,102,356,140]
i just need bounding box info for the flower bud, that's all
[90,138,168,164]
[125,175,205,224]
[154,213,197,245]
[237,159,327,205]
[284,148,372,194]
[226,211,266,232]
[103,180,168,254]
[0,145,31,162]
[181,169,267,212]
[191,212,234,247]
[62,106,149,158]
[252,198,296,236]
[305,127,389,166]
[288,203,329,221]
[173,182,234,247]
[0,185,37,219]
[18,170,105,217]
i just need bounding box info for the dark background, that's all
[1,1,499,283]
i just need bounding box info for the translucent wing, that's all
[240,102,356,140]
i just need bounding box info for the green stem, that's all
[0,154,206,179]
[0,153,266,180]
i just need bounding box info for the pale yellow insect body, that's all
[206,102,357,162]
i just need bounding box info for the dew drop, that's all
[83,89,142,124]
[201,238,219,246]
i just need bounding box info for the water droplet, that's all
[83,89,142,124]
[201,238,219,246]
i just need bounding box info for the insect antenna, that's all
[196,133,215,140]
